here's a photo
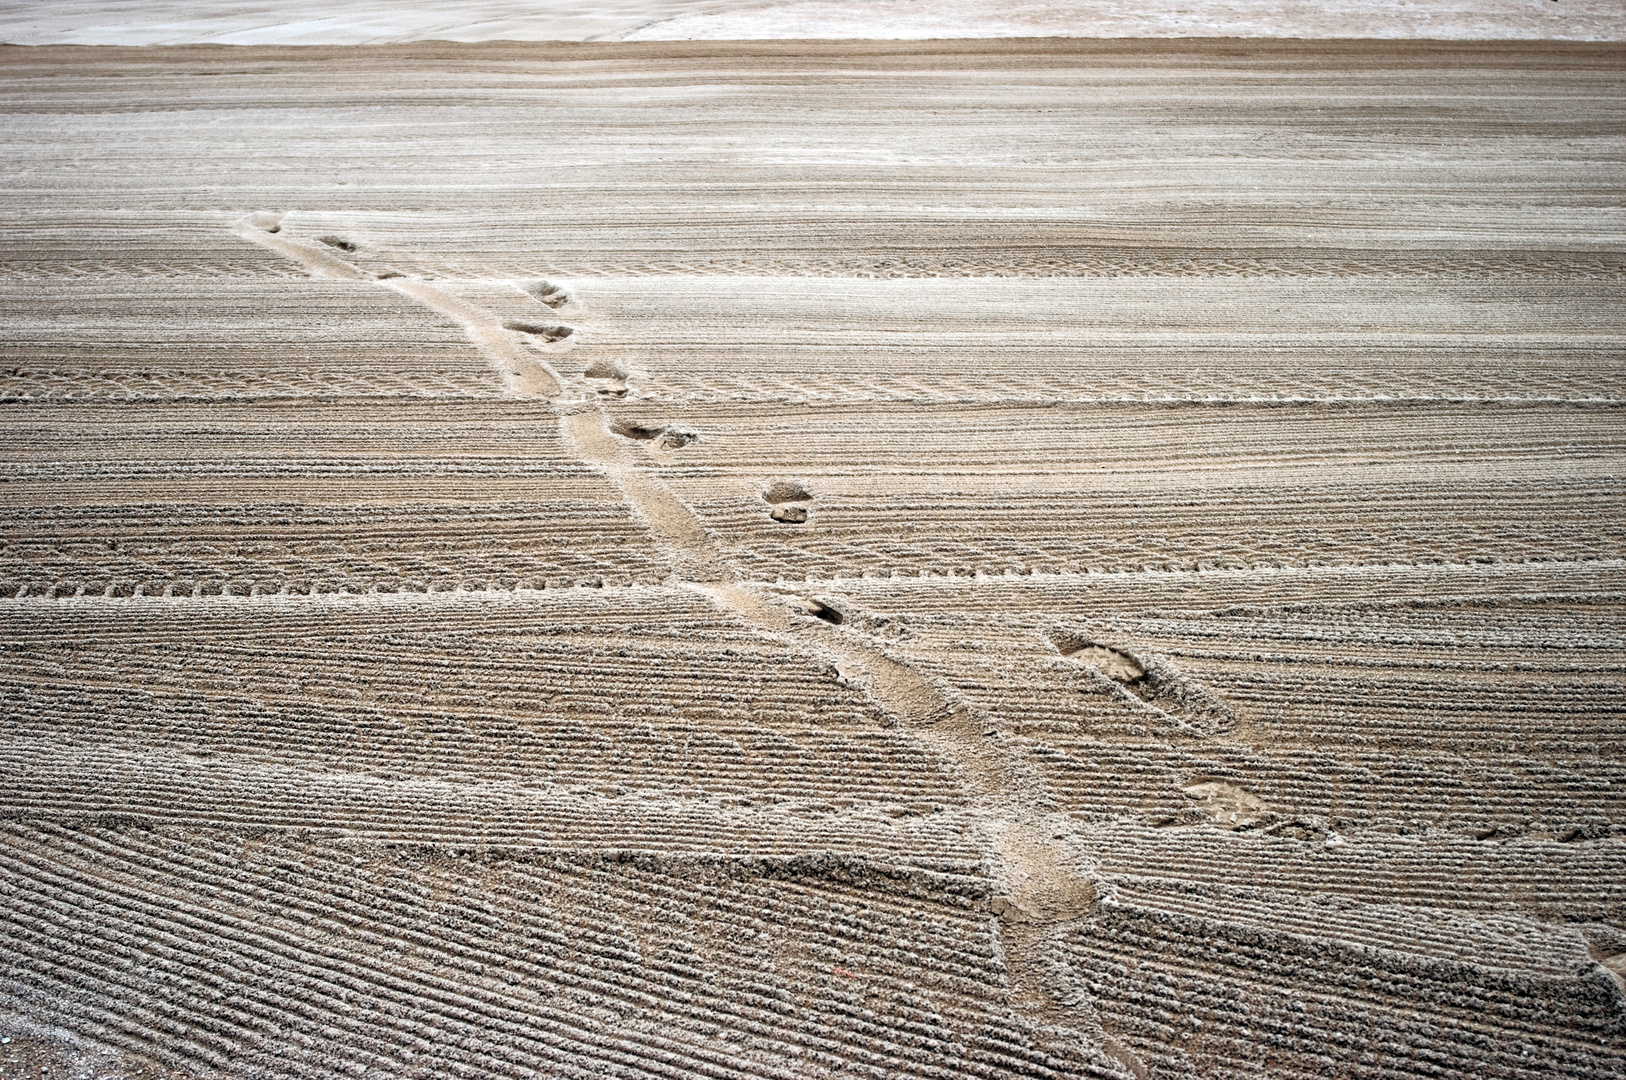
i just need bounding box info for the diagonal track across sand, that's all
[232,209,1145,1068]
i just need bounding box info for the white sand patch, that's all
[1,0,1620,45]
[0,0,738,46]
[628,1,1626,41]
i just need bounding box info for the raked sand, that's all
[0,32,1623,1080]
[0,0,1621,44]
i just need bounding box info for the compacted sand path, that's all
[0,37,1623,1080]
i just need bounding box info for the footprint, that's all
[231,216,562,394]
[790,596,843,624]
[1055,629,1235,737]
[233,213,367,281]
[1181,778,1268,830]
[520,279,573,309]
[764,480,812,504]
[584,359,629,397]
[611,420,664,441]
[809,600,843,624]
[1051,634,1144,683]
[503,320,574,343]
[764,480,813,524]
[1579,925,1626,989]
[657,428,700,449]
[610,419,700,450]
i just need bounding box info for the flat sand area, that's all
[1,38,1623,1079]
[3,1,1622,44]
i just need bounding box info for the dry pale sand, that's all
[2,0,1623,44]
[0,34,1623,1080]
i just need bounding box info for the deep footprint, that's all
[503,319,574,342]
[611,419,699,450]
[764,480,812,523]
[611,420,664,441]
[1054,629,1235,736]
[764,480,811,504]
[1051,633,1145,682]
[520,279,573,308]
[584,359,629,397]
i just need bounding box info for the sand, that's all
[1,0,1622,44]
[0,31,1623,1080]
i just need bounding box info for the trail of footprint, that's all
[231,213,727,585]
[232,214,564,398]
[230,217,370,282]
[693,579,1136,1070]
[227,211,1127,1067]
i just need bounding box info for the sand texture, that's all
[2,0,1623,45]
[1,37,1624,1080]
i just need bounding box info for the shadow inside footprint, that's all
[808,599,843,625]
[785,596,844,624]
[504,320,574,343]
[611,420,663,441]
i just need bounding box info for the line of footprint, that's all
[237,212,827,530]
[225,210,1128,1061]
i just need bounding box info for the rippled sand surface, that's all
[1,36,1623,1080]
[1,0,1621,44]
